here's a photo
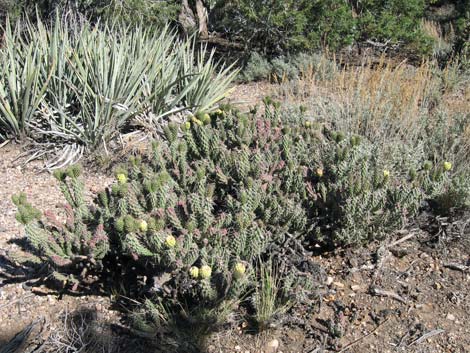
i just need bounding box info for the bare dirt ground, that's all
[0,84,469,352]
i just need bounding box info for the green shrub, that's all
[212,0,356,55]
[10,0,180,27]
[292,52,338,81]
[211,0,436,56]
[240,52,273,82]
[271,57,299,81]
[240,52,338,83]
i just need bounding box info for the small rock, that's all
[265,339,279,353]
[326,276,334,286]
[333,281,345,289]
[351,285,361,291]
[446,313,456,321]
[235,346,241,351]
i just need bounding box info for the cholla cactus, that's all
[12,166,109,290]
[12,99,461,322]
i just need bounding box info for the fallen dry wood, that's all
[408,328,445,346]
[369,286,407,304]
[337,318,390,352]
[388,232,416,248]
[443,262,469,273]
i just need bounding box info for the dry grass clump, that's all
[276,54,470,210]
[277,55,469,144]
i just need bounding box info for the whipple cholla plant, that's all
[12,166,109,288]
[12,101,456,334]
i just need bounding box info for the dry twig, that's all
[408,329,445,346]
[369,286,407,304]
[337,318,390,353]
[443,262,469,273]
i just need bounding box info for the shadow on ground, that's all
[0,305,217,353]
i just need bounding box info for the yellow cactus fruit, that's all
[316,168,324,177]
[202,113,211,125]
[139,220,148,232]
[191,116,203,126]
[443,162,452,171]
[189,266,199,279]
[117,173,127,184]
[383,170,390,178]
[200,265,212,279]
[233,263,246,279]
[165,235,176,248]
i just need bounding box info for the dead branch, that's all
[408,329,445,346]
[337,318,390,352]
[443,262,469,273]
[369,286,407,304]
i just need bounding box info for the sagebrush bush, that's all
[271,57,299,81]
[240,52,338,83]
[292,53,338,81]
[240,52,273,82]
[277,59,470,215]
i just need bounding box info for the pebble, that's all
[333,281,345,289]
[351,285,361,291]
[265,339,279,353]
[326,276,334,286]
[446,313,456,321]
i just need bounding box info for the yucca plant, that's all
[0,14,238,168]
[0,19,52,140]
[177,41,239,114]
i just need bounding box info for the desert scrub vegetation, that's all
[240,52,338,82]
[3,1,468,60]
[0,14,237,168]
[276,55,470,213]
[10,96,468,350]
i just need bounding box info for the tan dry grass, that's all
[276,55,469,147]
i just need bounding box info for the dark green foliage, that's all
[211,0,436,56]
[8,0,180,27]
[212,0,356,55]
[355,0,429,42]
[2,0,467,59]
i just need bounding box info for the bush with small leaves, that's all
[240,52,273,82]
